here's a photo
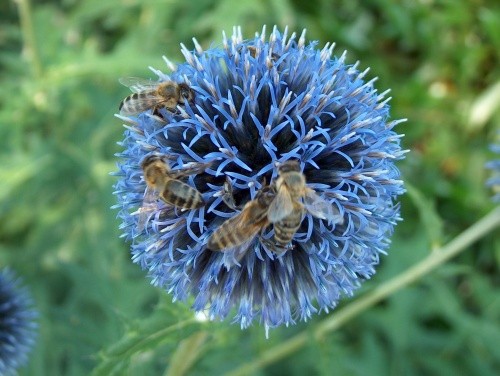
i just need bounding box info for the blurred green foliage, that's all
[1,0,499,375]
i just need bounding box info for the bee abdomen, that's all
[273,210,303,245]
[207,231,223,251]
[274,224,300,244]
[119,92,155,114]
[207,222,241,251]
[161,180,205,209]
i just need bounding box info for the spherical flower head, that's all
[0,269,37,375]
[113,26,407,333]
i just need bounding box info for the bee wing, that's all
[220,235,259,268]
[267,186,294,223]
[119,77,159,92]
[221,176,238,210]
[304,188,344,224]
[214,215,265,268]
[170,161,212,178]
[222,176,233,195]
[162,179,205,209]
[136,186,160,231]
[208,203,267,250]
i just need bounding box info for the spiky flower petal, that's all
[0,269,37,375]
[486,138,500,202]
[113,26,406,333]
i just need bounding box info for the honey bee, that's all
[207,185,276,253]
[137,154,208,230]
[118,78,195,116]
[268,160,343,246]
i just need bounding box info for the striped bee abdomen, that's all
[161,179,204,209]
[273,206,304,245]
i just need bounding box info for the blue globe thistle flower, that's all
[486,139,500,202]
[0,268,37,375]
[113,26,407,333]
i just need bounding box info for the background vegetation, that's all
[1,0,499,375]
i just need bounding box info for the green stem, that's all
[15,0,43,78]
[225,207,500,376]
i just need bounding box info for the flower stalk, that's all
[15,0,43,79]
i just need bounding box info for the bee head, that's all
[256,184,276,206]
[277,159,301,174]
[178,83,195,103]
[140,154,169,170]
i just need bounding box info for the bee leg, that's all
[223,199,242,211]
[259,236,292,255]
[147,107,164,122]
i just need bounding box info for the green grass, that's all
[1,0,499,375]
